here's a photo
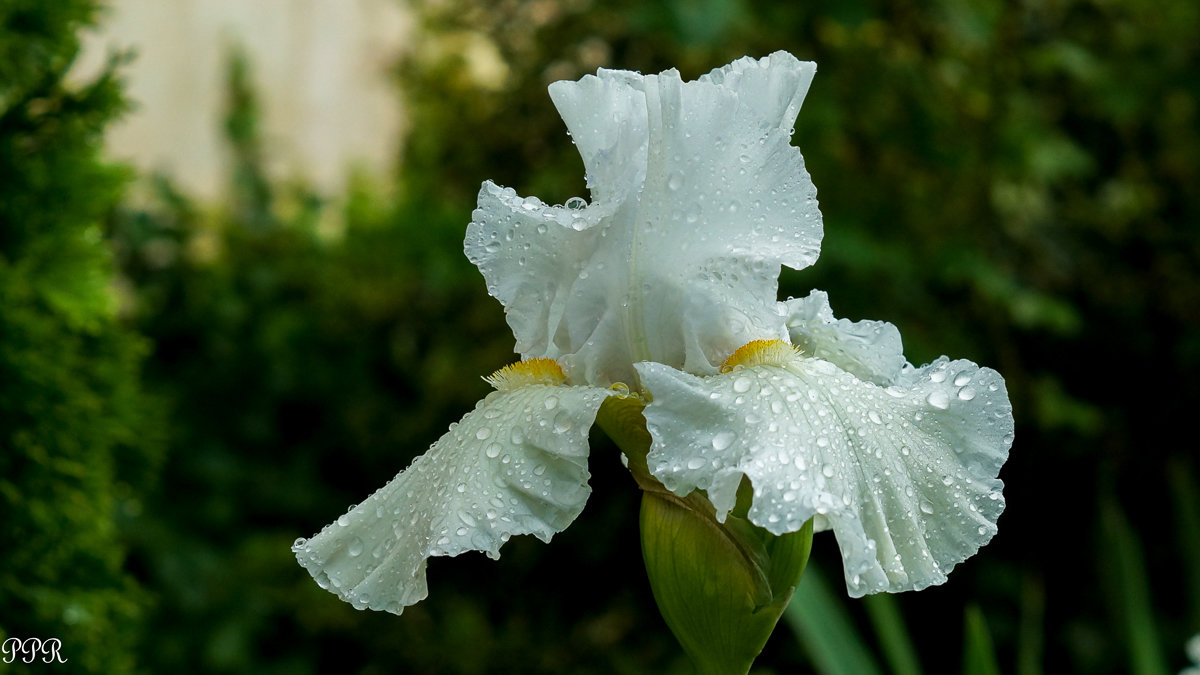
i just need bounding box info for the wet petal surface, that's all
[636,354,1012,596]
[467,52,822,387]
[783,290,905,386]
[293,384,611,614]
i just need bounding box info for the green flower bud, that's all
[598,393,813,674]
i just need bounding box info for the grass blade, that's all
[862,592,922,675]
[1100,497,1170,675]
[962,604,1003,675]
[785,565,884,675]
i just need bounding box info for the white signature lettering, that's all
[2,637,68,664]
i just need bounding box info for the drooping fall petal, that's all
[637,342,1012,596]
[293,383,611,614]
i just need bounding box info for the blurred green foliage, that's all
[4,0,1199,672]
[0,1,158,673]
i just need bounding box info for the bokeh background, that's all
[3,0,1199,673]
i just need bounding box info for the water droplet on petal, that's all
[927,391,951,409]
[920,501,935,514]
[484,442,502,458]
[348,537,364,557]
[958,387,977,401]
[544,396,559,410]
[711,431,736,451]
[732,376,752,393]
[476,426,492,440]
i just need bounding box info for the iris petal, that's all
[783,290,906,386]
[293,384,611,614]
[466,52,822,387]
[636,353,1012,597]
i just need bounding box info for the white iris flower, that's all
[293,51,1013,614]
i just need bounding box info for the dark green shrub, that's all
[0,1,159,672]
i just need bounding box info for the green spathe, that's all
[643,493,813,675]
[599,394,813,674]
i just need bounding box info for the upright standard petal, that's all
[466,52,822,387]
[783,291,906,386]
[293,383,611,614]
[636,345,1013,597]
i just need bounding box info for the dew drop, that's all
[667,171,684,191]
[732,376,752,393]
[544,396,559,410]
[919,501,935,515]
[711,431,736,451]
[686,457,705,470]
[927,391,951,409]
[821,465,835,478]
[348,537,364,557]
[553,411,574,433]
[958,387,977,401]
[484,442,502,459]
[476,426,493,440]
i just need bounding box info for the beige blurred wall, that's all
[76,0,411,201]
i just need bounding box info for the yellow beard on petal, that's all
[484,358,568,391]
[720,339,802,373]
